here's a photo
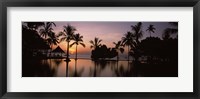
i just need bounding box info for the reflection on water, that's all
[23,59,134,77]
[48,59,132,77]
[22,58,178,77]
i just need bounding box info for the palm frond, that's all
[57,32,66,37]
[39,29,46,37]
[119,48,124,53]
[90,45,94,49]
[113,42,117,45]
[70,42,76,48]
[98,39,102,44]
[50,22,56,27]
[80,43,86,47]
[146,24,156,33]
[60,37,66,42]
[89,40,94,45]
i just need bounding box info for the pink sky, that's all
[49,22,174,55]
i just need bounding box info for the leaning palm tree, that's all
[113,41,124,61]
[57,24,76,61]
[146,24,156,37]
[39,22,56,39]
[70,33,86,60]
[89,37,102,50]
[121,31,135,61]
[162,22,178,39]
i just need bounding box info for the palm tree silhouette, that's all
[58,24,76,61]
[46,32,59,54]
[70,33,86,60]
[121,31,135,61]
[130,22,143,62]
[113,41,124,61]
[39,22,56,39]
[39,22,57,57]
[146,24,156,37]
[46,32,58,67]
[163,22,178,39]
[131,22,143,44]
[89,37,102,50]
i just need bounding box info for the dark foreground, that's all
[22,58,178,77]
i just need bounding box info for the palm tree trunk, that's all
[150,32,151,37]
[66,41,69,60]
[128,45,129,61]
[136,35,139,44]
[94,62,96,77]
[50,45,52,66]
[66,41,70,77]
[75,45,77,60]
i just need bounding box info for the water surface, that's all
[38,59,132,77]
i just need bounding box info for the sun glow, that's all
[69,48,75,54]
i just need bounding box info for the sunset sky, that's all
[46,22,176,55]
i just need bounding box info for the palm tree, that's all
[45,31,58,66]
[39,22,56,39]
[130,22,144,61]
[121,31,135,61]
[113,41,124,61]
[146,24,156,37]
[70,33,86,60]
[131,22,143,44]
[46,32,59,51]
[58,24,76,61]
[89,37,102,50]
[163,22,178,39]
[39,22,57,57]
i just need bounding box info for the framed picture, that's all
[0,0,199,99]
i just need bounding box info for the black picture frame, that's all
[0,0,199,99]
